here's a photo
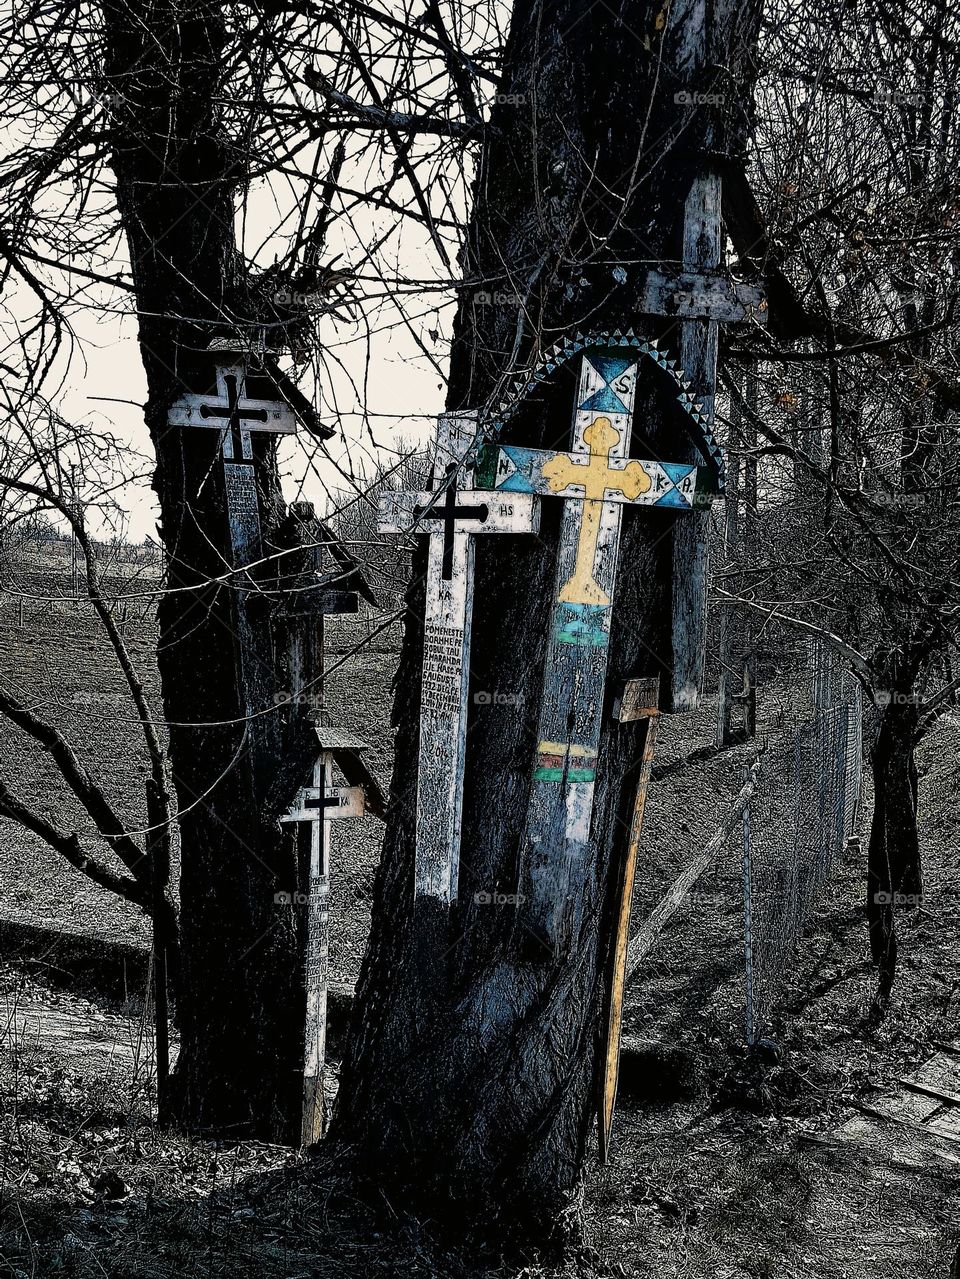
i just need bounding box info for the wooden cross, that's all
[413,463,491,580]
[378,412,540,904]
[478,352,712,952]
[167,360,297,461]
[168,359,299,721]
[280,736,367,1146]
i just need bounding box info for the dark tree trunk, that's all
[101,0,318,1140]
[867,690,923,1004]
[332,0,762,1250]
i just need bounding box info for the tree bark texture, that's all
[332,0,763,1248]
[102,0,320,1140]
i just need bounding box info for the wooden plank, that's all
[519,351,639,952]
[638,269,767,324]
[599,703,660,1162]
[301,750,332,1146]
[477,444,711,508]
[280,784,365,823]
[672,170,722,711]
[379,413,541,904]
[168,361,297,437]
[625,761,759,979]
[614,675,661,723]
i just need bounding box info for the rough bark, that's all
[101,0,318,1140]
[867,691,923,1003]
[332,0,763,1250]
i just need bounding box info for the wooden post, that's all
[742,362,759,738]
[379,413,540,905]
[715,379,742,748]
[598,675,659,1162]
[146,777,171,1124]
[672,170,722,711]
[281,750,365,1145]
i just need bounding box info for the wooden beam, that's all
[671,170,722,711]
[625,761,759,980]
[598,682,660,1162]
[639,269,767,324]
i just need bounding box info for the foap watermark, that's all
[874,891,924,906]
[272,689,322,709]
[873,690,922,707]
[493,92,526,106]
[471,289,525,309]
[474,890,525,906]
[273,287,325,308]
[674,89,725,107]
[873,87,924,107]
[473,689,523,707]
[274,890,310,905]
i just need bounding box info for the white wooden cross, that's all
[167,360,297,461]
[168,358,299,717]
[280,734,367,1147]
[378,412,540,904]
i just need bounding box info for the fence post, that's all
[742,762,756,1046]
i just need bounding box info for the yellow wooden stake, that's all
[598,677,660,1163]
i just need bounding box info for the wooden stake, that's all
[598,677,659,1163]
[672,170,722,711]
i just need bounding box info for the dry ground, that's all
[0,545,958,1277]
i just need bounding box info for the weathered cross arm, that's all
[638,268,767,325]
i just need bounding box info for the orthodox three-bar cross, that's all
[477,350,709,952]
[379,412,541,904]
[280,730,368,1146]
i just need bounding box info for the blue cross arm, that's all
[475,444,717,509]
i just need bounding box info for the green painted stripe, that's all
[534,766,596,783]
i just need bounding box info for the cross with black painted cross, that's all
[167,360,297,461]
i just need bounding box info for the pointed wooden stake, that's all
[599,675,660,1163]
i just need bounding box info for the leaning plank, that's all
[626,761,759,981]
[896,1077,960,1109]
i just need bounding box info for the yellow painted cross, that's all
[541,416,652,605]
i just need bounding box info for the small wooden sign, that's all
[378,413,541,904]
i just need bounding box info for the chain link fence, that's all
[742,652,863,1044]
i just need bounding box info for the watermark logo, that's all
[272,690,322,709]
[873,87,924,107]
[274,890,310,905]
[471,289,525,308]
[474,690,523,707]
[873,891,923,906]
[674,90,725,107]
[874,690,921,707]
[474,890,525,906]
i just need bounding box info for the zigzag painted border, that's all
[475,328,725,493]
